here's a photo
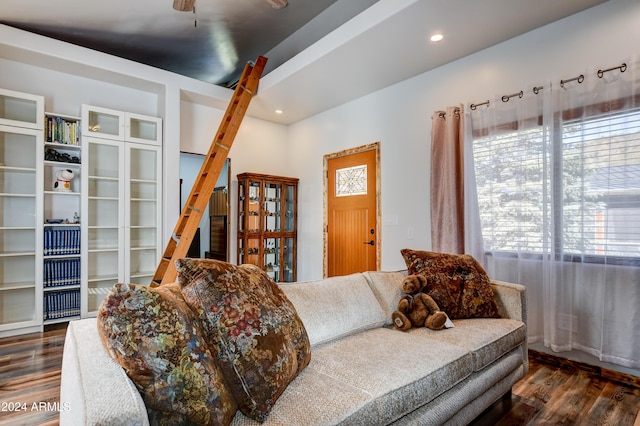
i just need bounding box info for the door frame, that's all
[323,142,381,277]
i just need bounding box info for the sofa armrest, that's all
[490,280,527,324]
[59,318,149,426]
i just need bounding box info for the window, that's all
[473,108,640,264]
[335,164,367,197]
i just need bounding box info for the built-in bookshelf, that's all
[42,112,82,325]
[0,89,163,336]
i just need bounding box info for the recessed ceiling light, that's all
[275,109,284,114]
[430,34,444,42]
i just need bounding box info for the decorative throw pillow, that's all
[176,258,311,422]
[97,282,238,426]
[400,249,501,319]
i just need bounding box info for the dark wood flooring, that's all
[0,324,639,426]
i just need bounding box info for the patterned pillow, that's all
[97,282,238,426]
[176,259,311,422]
[400,249,501,319]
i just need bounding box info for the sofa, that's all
[59,269,527,426]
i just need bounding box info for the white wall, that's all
[289,0,640,280]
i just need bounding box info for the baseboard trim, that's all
[529,349,640,389]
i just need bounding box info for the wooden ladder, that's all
[151,56,267,286]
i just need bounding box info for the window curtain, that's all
[430,105,464,253]
[467,57,640,369]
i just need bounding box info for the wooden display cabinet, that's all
[237,173,298,282]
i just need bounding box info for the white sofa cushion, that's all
[362,270,406,324]
[407,318,526,371]
[231,327,473,425]
[278,273,387,347]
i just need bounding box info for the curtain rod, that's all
[432,107,460,119]
[470,61,627,109]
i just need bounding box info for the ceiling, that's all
[1,0,608,124]
[0,0,377,87]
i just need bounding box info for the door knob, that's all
[363,240,374,246]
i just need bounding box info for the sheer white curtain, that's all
[466,57,640,369]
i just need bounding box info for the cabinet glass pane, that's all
[88,143,119,178]
[264,237,280,282]
[87,250,119,281]
[1,169,35,194]
[0,196,36,227]
[0,255,35,291]
[130,200,156,227]
[129,248,156,283]
[130,227,156,248]
[0,228,34,254]
[130,181,156,199]
[264,183,281,232]
[285,184,295,232]
[248,182,260,233]
[87,110,120,137]
[241,238,260,266]
[0,130,37,169]
[284,237,295,282]
[88,177,119,198]
[238,181,245,233]
[88,199,119,227]
[129,118,159,142]
[129,149,157,181]
[87,228,119,250]
[0,288,35,324]
[0,94,38,125]
[87,281,117,313]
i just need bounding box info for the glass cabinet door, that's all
[83,138,123,315]
[126,144,161,285]
[283,237,295,283]
[126,113,162,146]
[82,105,125,140]
[0,88,44,130]
[0,125,42,334]
[264,237,281,282]
[247,181,260,233]
[285,183,296,233]
[264,182,282,233]
[238,180,245,233]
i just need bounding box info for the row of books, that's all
[44,258,80,288]
[44,228,80,255]
[44,289,80,321]
[46,115,80,145]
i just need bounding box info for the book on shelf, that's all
[45,115,80,145]
[43,227,80,256]
[44,258,81,288]
[44,289,80,320]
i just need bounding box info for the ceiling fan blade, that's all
[265,0,288,9]
[173,0,195,12]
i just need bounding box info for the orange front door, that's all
[327,148,378,277]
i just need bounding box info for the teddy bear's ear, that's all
[417,274,427,286]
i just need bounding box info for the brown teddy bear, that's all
[392,274,448,331]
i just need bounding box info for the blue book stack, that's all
[44,290,81,320]
[44,227,81,256]
[43,226,81,321]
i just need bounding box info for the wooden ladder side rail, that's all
[151,56,267,286]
